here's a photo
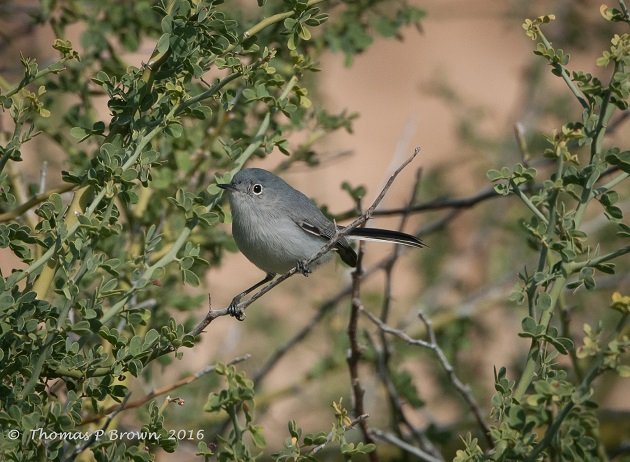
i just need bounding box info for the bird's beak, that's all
[217,183,236,192]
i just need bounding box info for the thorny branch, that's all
[372,185,499,218]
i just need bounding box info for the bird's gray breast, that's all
[231,197,331,274]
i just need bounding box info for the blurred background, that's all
[1,0,628,460]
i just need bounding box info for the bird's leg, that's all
[228,272,276,321]
[296,260,312,277]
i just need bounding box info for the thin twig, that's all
[366,332,441,456]
[253,291,348,386]
[80,354,250,425]
[360,307,494,448]
[368,163,621,220]
[347,240,379,460]
[309,414,370,455]
[375,168,440,455]
[39,160,48,194]
[344,177,379,460]
[370,428,444,462]
[362,307,431,349]
[417,312,493,448]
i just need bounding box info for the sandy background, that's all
[1,0,628,459]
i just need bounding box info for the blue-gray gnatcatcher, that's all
[218,168,425,319]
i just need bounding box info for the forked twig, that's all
[361,307,493,448]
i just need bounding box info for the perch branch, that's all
[191,147,422,331]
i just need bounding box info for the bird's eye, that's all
[252,184,263,195]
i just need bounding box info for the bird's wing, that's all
[281,188,357,268]
[295,219,357,268]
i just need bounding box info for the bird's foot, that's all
[296,260,312,277]
[227,296,245,321]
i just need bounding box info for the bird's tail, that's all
[346,227,426,248]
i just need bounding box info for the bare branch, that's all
[370,428,444,462]
[360,307,494,448]
[253,289,348,386]
[371,186,499,218]
[375,168,440,455]
[0,182,76,223]
[347,240,379,460]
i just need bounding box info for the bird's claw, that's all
[227,296,245,321]
[296,260,312,277]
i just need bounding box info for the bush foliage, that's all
[0,1,628,461]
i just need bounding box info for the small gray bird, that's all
[218,168,425,319]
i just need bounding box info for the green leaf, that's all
[604,205,623,220]
[303,432,327,445]
[288,420,300,438]
[155,33,171,58]
[548,336,574,354]
[121,168,138,182]
[599,190,618,206]
[287,33,297,51]
[0,293,15,309]
[249,424,266,448]
[196,441,214,456]
[355,442,376,454]
[99,327,120,346]
[606,149,630,173]
[298,24,311,41]
[519,316,539,337]
[143,329,160,349]
[128,335,143,357]
[71,321,92,335]
[165,122,183,138]
[392,369,424,408]
[537,292,552,311]
[204,392,221,412]
[340,442,355,454]
[70,126,91,142]
[283,18,297,30]
[128,359,143,377]
[182,269,200,287]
